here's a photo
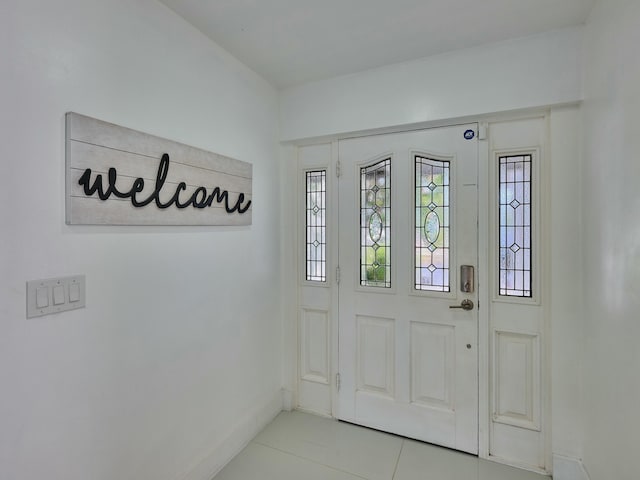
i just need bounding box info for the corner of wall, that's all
[179,390,283,480]
[553,455,591,480]
[279,144,299,406]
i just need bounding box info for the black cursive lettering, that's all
[78,169,108,199]
[190,187,208,208]
[77,153,251,214]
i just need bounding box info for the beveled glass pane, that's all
[415,155,450,292]
[360,159,391,287]
[369,212,383,243]
[305,170,327,282]
[498,154,532,297]
[424,211,441,244]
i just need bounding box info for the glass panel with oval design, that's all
[415,156,450,292]
[360,159,391,287]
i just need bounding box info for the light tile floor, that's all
[214,411,550,480]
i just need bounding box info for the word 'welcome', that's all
[78,154,251,214]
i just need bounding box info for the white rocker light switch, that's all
[36,287,49,308]
[52,285,65,305]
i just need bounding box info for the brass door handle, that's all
[449,299,474,311]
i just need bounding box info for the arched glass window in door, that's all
[415,156,450,292]
[360,158,391,288]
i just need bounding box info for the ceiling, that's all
[158,0,596,89]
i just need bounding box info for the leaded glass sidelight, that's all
[361,159,391,287]
[498,154,532,297]
[306,170,326,282]
[415,156,450,291]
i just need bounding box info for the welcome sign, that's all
[65,112,252,225]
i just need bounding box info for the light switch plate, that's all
[27,275,86,318]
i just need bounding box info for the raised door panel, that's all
[494,330,540,431]
[357,316,395,398]
[411,322,455,410]
[300,308,329,384]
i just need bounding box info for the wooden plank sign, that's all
[65,112,252,225]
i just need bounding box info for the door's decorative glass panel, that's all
[305,170,326,282]
[361,159,391,287]
[424,211,440,244]
[369,212,383,243]
[415,156,450,291]
[498,154,532,297]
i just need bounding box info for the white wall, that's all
[548,107,584,463]
[0,1,282,480]
[581,2,640,479]
[279,27,584,141]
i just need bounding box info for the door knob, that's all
[449,299,474,311]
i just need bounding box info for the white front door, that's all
[337,125,479,454]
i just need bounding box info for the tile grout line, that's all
[250,440,370,480]
[391,439,405,480]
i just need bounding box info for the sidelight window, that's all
[498,154,532,297]
[305,170,327,282]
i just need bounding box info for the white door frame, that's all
[291,111,551,474]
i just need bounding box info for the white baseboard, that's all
[178,389,283,480]
[281,388,294,411]
[553,455,590,480]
